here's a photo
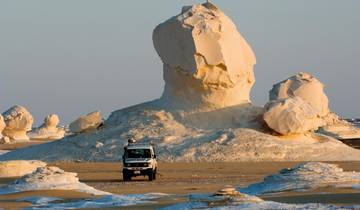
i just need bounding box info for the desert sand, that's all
[0,162,359,209]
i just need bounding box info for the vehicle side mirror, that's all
[153,155,156,159]
[122,155,125,160]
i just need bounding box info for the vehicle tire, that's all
[153,169,157,180]
[148,170,154,181]
[123,171,131,181]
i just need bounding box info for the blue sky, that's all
[1,0,359,125]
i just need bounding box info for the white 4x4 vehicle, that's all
[122,142,157,181]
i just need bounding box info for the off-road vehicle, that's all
[122,140,157,181]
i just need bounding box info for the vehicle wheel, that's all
[153,170,157,180]
[123,171,131,181]
[148,170,154,181]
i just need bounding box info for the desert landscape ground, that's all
[0,161,359,209]
[1,1,360,209]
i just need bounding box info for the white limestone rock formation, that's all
[240,162,360,195]
[0,166,108,195]
[69,111,103,134]
[0,160,46,178]
[2,105,33,141]
[0,115,5,140]
[269,72,329,117]
[270,73,360,139]
[153,2,256,111]
[1,3,360,162]
[28,114,65,140]
[263,97,325,135]
[318,113,360,140]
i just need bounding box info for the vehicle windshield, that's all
[125,149,151,158]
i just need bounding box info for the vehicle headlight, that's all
[124,163,131,167]
[143,163,149,167]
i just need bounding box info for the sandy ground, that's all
[0,140,51,150]
[0,162,359,209]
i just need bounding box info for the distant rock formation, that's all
[318,113,360,140]
[28,114,65,140]
[69,111,103,134]
[153,2,256,111]
[0,115,5,140]
[2,105,33,141]
[269,72,329,117]
[263,97,325,135]
[267,72,360,139]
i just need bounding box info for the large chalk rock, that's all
[153,2,256,111]
[0,160,46,178]
[69,111,103,134]
[264,97,325,135]
[2,105,33,141]
[0,115,5,139]
[28,114,65,140]
[270,72,329,117]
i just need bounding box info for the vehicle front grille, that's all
[129,163,147,167]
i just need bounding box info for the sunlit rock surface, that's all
[263,97,325,135]
[240,162,360,195]
[269,72,329,117]
[318,113,360,140]
[28,114,65,140]
[0,166,108,195]
[69,111,103,134]
[0,160,46,178]
[153,2,256,111]
[0,115,5,140]
[2,105,33,141]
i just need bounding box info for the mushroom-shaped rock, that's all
[69,111,103,134]
[269,72,329,117]
[0,160,46,178]
[263,97,325,135]
[0,115,5,140]
[28,114,65,140]
[2,105,33,141]
[153,2,256,110]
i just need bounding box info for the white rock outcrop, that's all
[269,72,329,117]
[0,115,5,140]
[318,113,360,140]
[28,114,65,140]
[2,105,33,141]
[240,162,360,195]
[0,166,108,195]
[153,2,256,111]
[263,97,325,135]
[69,111,103,134]
[0,160,46,178]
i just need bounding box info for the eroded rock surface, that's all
[28,114,65,140]
[240,162,360,195]
[318,113,360,140]
[153,2,256,111]
[269,72,329,117]
[2,105,33,141]
[263,97,324,135]
[69,111,103,134]
[0,115,5,140]
[0,166,108,195]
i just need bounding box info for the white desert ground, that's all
[1,2,360,210]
